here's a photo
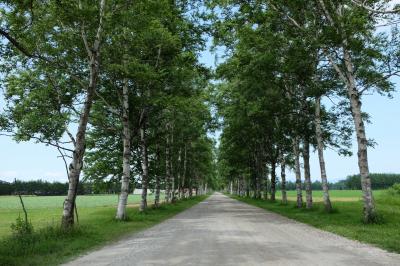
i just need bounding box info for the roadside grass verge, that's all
[0,195,207,266]
[231,192,400,254]
[0,194,159,237]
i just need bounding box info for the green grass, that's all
[0,194,157,237]
[274,189,385,201]
[232,190,400,253]
[0,195,207,266]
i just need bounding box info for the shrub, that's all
[10,216,34,238]
[387,183,400,196]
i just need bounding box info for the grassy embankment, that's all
[0,194,207,266]
[232,190,400,253]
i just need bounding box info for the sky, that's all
[1,4,400,183]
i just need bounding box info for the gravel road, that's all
[64,192,400,266]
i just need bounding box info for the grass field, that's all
[0,194,159,238]
[232,189,400,253]
[0,194,207,266]
[274,189,386,202]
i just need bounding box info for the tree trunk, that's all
[246,178,250,197]
[154,144,161,208]
[188,178,193,198]
[170,132,176,202]
[61,0,105,228]
[230,181,233,194]
[303,138,313,209]
[139,123,149,212]
[177,147,182,199]
[270,161,276,201]
[165,130,171,203]
[264,172,269,200]
[116,78,130,220]
[320,1,376,222]
[180,144,187,199]
[280,156,287,205]
[315,96,332,212]
[293,138,303,208]
[343,48,376,222]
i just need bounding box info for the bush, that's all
[10,216,33,238]
[387,183,400,196]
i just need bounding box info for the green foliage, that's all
[0,180,93,196]
[387,183,400,196]
[10,215,33,238]
[344,174,400,190]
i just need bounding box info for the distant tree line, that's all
[342,174,400,190]
[0,179,133,196]
[275,173,400,191]
[2,173,398,196]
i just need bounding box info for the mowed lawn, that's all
[0,194,158,237]
[233,189,400,253]
[275,189,386,202]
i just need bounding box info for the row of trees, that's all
[211,0,400,222]
[0,0,216,228]
[3,172,398,196]
[0,179,127,195]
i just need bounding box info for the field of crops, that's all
[0,194,158,237]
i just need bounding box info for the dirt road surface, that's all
[64,193,400,266]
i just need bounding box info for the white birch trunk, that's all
[116,78,130,220]
[180,144,187,199]
[293,137,303,208]
[320,0,376,222]
[177,147,182,199]
[303,138,313,209]
[154,144,161,207]
[61,0,105,228]
[343,48,376,222]
[280,156,287,205]
[315,96,332,212]
[270,161,276,201]
[165,131,171,203]
[139,124,149,212]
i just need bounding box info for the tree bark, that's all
[319,0,376,222]
[264,172,269,200]
[315,96,332,212]
[154,144,161,208]
[293,137,303,208]
[246,178,250,197]
[280,156,287,205]
[139,123,149,212]
[188,177,193,198]
[165,129,172,203]
[343,47,376,222]
[61,0,105,228]
[180,144,187,199]
[177,147,182,199]
[303,138,313,209]
[116,78,130,220]
[270,160,276,201]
